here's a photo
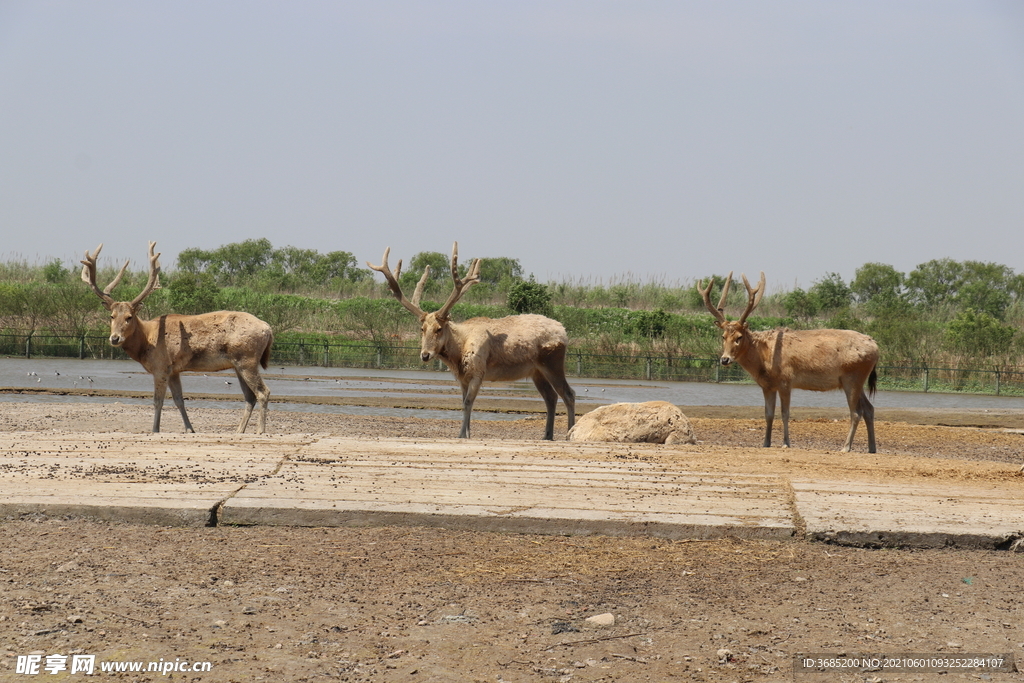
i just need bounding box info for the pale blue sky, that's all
[2,1,1023,289]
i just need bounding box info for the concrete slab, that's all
[794,480,1024,549]
[220,438,795,539]
[1,433,1022,549]
[0,433,309,527]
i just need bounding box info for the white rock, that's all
[584,613,615,627]
[567,402,696,445]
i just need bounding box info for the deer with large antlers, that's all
[368,242,575,440]
[82,242,274,434]
[699,272,879,453]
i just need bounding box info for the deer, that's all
[368,242,576,440]
[81,242,274,434]
[698,271,879,453]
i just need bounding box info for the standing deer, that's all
[81,242,273,434]
[698,271,878,453]
[368,242,575,440]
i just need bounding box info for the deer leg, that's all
[844,387,877,453]
[167,374,195,434]
[761,387,777,447]
[535,359,576,434]
[779,388,792,448]
[532,373,560,440]
[151,376,168,433]
[235,367,271,435]
[561,380,576,431]
[459,375,483,439]
[234,369,257,434]
[861,392,876,453]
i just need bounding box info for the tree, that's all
[475,257,523,286]
[168,273,221,314]
[507,279,553,316]
[341,298,410,351]
[177,238,275,285]
[906,259,1016,318]
[782,288,818,320]
[43,259,69,284]
[945,309,1015,358]
[906,258,963,310]
[955,261,1015,319]
[808,272,851,312]
[851,263,906,313]
[627,309,670,339]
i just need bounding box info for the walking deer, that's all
[698,271,878,452]
[368,242,575,440]
[81,242,274,434]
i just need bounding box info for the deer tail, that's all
[868,367,877,397]
[261,331,273,370]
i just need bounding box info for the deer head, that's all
[82,241,162,347]
[698,271,765,366]
[368,242,481,362]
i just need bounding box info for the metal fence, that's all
[6,330,1024,396]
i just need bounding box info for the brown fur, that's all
[369,243,575,439]
[700,272,878,453]
[82,242,273,434]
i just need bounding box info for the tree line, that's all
[2,241,1024,369]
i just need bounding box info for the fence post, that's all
[645,356,652,381]
[714,360,720,383]
[323,342,330,367]
[376,347,383,368]
[25,332,32,359]
[996,370,1001,396]
[79,334,86,359]
[576,350,582,376]
[922,366,929,392]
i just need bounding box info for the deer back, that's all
[125,311,273,374]
[440,314,569,382]
[743,327,878,391]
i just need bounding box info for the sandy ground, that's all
[2,398,1024,682]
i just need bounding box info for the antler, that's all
[697,271,733,325]
[737,271,766,324]
[436,242,481,319]
[129,241,162,307]
[367,247,427,318]
[81,243,131,309]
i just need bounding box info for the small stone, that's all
[67,615,84,624]
[213,620,227,627]
[584,613,615,627]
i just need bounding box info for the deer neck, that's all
[116,315,158,363]
[430,320,458,363]
[738,329,783,374]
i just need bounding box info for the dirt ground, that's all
[2,397,1024,682]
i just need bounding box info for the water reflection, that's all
[3,357,1024,419]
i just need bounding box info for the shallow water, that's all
[3,356,1024,420]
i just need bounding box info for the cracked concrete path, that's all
[1,433,1022,549]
